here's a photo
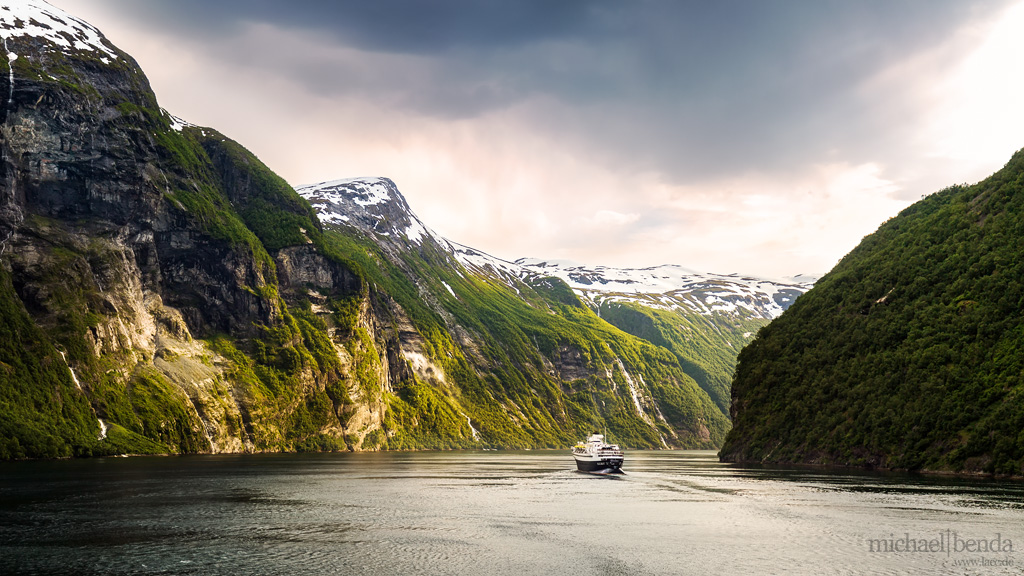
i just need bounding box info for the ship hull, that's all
[574,455,624,473]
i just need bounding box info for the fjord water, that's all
[2,451,1022,575]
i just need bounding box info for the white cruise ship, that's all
[571,433,624,473]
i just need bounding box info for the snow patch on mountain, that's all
[167,111,197,132]
[451,243,525,283]
[301,177,391,208]
[4,37,14,104]
[342,178,392,207]
[0,0,118,59]
[296,177,451,251]
[405,217,428,243]
[450,246,810,320]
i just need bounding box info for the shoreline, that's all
[718,454,1024,482]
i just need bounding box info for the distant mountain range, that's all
[514,260,813,319]
[299,177,812,322]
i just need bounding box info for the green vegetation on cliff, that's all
[321,226,730,450]
[0,265,97,459]
[720,150,1024,476]
[598,301,766,415]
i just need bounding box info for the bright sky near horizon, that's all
[66,0,1024,278]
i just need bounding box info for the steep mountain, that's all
[299,178,731,449]
[0,0,382,458]
[720,150,1024,476]
[0,1,737,458]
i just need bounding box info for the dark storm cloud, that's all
[93,0,1016,181]
[98,0,608,52]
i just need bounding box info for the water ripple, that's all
[2,451,1022,575]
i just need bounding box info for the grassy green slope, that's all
[0,265,100,459]
[163,128,372,453]
[720,150,1024,475]
[323,231,731,449]
[598,301,767,415]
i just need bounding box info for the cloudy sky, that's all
[68,0,1024,278]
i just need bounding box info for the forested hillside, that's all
[721,150,1024,476]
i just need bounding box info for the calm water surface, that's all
[1,450,1023,575]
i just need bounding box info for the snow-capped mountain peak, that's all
[311,177,394,208]
[0,1,118,60]
[296,177,446,249]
